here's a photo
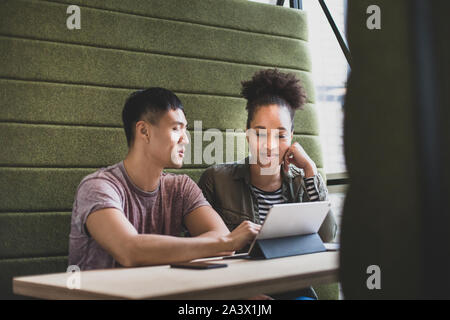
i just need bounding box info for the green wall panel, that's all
[0,0,311,72]
[0,212,71,259]
[0,123,323,168]
[0,256,68,299]
[0,80,319,134]
[0,37,316,103]
[42,0,309,40]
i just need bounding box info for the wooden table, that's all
[13,252,339,300]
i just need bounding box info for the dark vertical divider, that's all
[341,0,450,299]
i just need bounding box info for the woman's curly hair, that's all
[241,69,307,130]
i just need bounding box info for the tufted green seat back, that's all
[0,0,335,299]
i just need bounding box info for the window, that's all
[302,0,348,176]
[249,0,349,176]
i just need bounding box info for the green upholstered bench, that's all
[0,0,338,299]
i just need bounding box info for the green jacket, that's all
[198,157,337,243]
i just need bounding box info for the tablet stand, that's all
[249,233,326,259]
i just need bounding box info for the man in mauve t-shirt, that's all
[69,88,260,270]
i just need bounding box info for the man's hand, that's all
[223,220,261,252]
[283,142,317,177]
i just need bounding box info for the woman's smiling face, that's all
[247,104,293,170]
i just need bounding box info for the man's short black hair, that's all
[122,87,185,147]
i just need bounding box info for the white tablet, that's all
[248,201,331,252]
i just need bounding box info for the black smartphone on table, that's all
[170,261,228,270]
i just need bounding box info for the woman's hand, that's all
[283,142,317,177]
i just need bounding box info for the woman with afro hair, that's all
[198,69,337,299]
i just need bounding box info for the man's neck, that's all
[249,163,282,192]
[123,149,162,192]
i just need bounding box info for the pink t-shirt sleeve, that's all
[181,176,211,217]
[73,177,123,235]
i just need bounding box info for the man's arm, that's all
[86,206,259,267]
[184,205,228,238]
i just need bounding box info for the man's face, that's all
[144,109,189,169]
